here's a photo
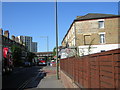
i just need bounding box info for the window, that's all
[100,34,105,44]
[98,21,104,28]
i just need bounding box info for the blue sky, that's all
[2,2,118,52]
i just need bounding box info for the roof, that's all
[75,13,119,21]
[62,13,120,44]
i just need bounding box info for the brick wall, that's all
[62,17,119,47]
[75,18,119,46]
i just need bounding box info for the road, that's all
[2,66,45,90]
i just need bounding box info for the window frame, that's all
[99,33,106,44]
[98,21,104,29]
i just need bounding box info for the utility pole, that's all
[55,0,59,80]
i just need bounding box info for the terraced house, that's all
[62,13,120,56]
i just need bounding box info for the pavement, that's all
[36,66,65,88]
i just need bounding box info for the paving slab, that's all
[37,66,64,88]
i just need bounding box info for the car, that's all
[37,60,47,66]
[24,62,31,67]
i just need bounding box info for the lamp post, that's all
[55,0,59,80]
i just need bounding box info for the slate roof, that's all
[75,13,119,21]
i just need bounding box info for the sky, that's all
[2,2,119,52]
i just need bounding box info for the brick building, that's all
[62,13,120,56]
[0,29,27,61]
[0,29,25,50]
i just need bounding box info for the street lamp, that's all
[55,0,59,80]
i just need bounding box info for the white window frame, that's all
[99,32,106,44]
[98,21,104,29]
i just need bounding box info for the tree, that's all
[11,45,22,66]
[52,47,56,58]
[27,52,36,63]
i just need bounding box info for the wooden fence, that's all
[60,49,120,88]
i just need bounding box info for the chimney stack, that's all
[11,35,15,41]
[0,28,3,35]
[4,30,9,38]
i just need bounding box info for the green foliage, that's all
[11,45,22,66]
[27,52,36,63]
[52,47,56,57]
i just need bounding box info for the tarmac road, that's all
[2,66,44,90]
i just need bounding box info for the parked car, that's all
[24,62,31,67]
